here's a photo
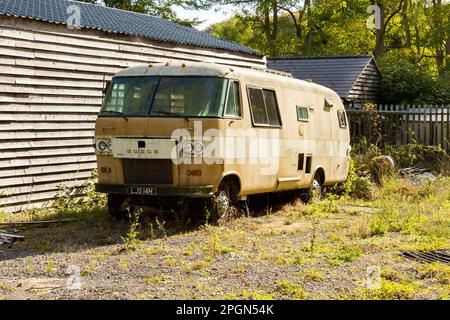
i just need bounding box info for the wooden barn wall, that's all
[347,60,382,105]
[0,17,266,212]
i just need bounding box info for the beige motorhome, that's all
[95,62,350,219]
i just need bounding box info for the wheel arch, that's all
[215,172,242,195]
[313,166,326,185]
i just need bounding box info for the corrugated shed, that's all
[0,0,261,56]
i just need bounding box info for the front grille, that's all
[123,159,172,185]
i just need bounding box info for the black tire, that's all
[107,194,128,220]
[209,179,239,224]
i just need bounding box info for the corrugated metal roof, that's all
[267,56,376,97]
[0,0,261,56]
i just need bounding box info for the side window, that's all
[248,88,268,125]
[224,81,241,117]
[297,106,309,122]
[248,87,282,127]
[108,83,125,111]
[337,110,347,128]
[263,90,282,126]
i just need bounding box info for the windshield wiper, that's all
[152,111,189,121]
[102,110,128,121]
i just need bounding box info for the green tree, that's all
[206,0,449,103]
[371,0,405,57]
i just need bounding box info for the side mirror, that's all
[102,80,111,95]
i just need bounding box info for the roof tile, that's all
[268,56,376,97]
[0,0,261,56]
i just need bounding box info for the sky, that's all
[173,4,236,30]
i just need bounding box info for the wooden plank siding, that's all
[347,60,382,105]
[0,16,266,212]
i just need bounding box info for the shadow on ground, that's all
[0,191,304,262]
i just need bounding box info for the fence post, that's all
[447,105,450,152]
[346,104,449,150]
[440,105,444,148]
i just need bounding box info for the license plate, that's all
[127,187,158,195]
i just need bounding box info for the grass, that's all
[276,280,307,299]
[327,245,363,265]
[144,275,164,284]
[363,280,417,300]
[0,175,449,300]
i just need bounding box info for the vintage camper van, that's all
[95,62,350,219]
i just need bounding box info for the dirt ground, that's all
[0,180,449,300]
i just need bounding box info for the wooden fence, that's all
[346,105,450,151]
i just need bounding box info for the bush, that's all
[330,158,376,200]
[54,170,106,212]
[379,52,450,105]
[383,144,450,174]
[351,139,450,174]
[340,141,450,200]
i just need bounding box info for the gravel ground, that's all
[0,196,449,300]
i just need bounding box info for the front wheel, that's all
[209,180,239,224]
[107,194,129,220]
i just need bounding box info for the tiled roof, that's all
[268,56,377,97]
[0,0,261,56]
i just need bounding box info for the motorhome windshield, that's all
[100,76,231,118]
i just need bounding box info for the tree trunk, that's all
[402,0,412,49]
[263,1,279,56]
[271,1,278,41]
[432,0,445,77]
[373,1,386,57]
[304,0,313,55]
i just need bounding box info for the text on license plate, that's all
[128,187,158,195]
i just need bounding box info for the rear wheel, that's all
[311,175,323,196]
[301,173,323,203]
[310,173,323,199]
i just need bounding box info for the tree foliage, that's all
[75,0,449,104]
[205,0,449,104]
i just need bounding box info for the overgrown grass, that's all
[1,146,449,300]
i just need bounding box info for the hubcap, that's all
[216,191,230,219]
[312,179,322,195]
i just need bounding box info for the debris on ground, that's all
[0,218,77,227]
[369,155,396,184]
[399,167,436,186]
[402,250,450,264]
[0,230,24,250]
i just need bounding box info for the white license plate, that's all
[127,187,158,195]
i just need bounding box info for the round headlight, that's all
[98,141,107,152]
[193,142,203,155]
[106,141,113,152]
[183,142,193,155]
